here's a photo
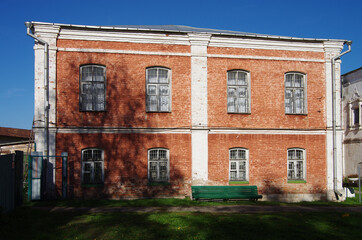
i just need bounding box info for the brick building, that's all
[26,22,350,201]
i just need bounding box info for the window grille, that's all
[229,148,248,181]
[148,148,169,182]
[227,70,250,113]
[285,72,306,114]
[82,148,104,184]
[80,65,106,111]
[287,148,305,180]
[146,67,171,112]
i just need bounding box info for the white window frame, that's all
[146,67,171,112]
[348,98,362,129]
[229,148,249,181]
[79,65,106,111]
[287,148,306,181]
[227,70,251,114]
[148,148,170,182]
[81,148,104,184]
[285,72,307,115]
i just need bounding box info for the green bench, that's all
[191,186,262,201]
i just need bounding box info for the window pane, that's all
[230,150,237,159]
[148,69,158,83]
[238,150,246,159]
[94,162,102,183]
[159,85,169,95]
[238,87,247,98]
[296,150,303,160]
[285,74,293,87]
[82,67,93,82]
[228,72,237,85]
[147,85,157,95]
[237,72,247,86]
[159,150,167,159]
[230,162,236,170]
[149,150,158,160]
[240,161,246,170]
[83,150,93,161]
[230,171,237,180]
[158,69,169,83]
[94,67,104,82]
[294,74,303,87]
[147,96,158,111]
[238,98,247,113]
[227,97,236,113]
[159,96,169,111]
[288,150,295,160]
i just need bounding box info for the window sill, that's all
[229,181,249,185]
[285,113,308,116]
[227,112,251,115]
[81,183,104,188]
[287,180,306,184]
[148,182,170,186]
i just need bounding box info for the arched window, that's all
[146,67,171,112]
[79,65,106,111]
[285,72,306,114]
[81,148,104,184]
[287,148,306,180]
[227,70,250,113]
[148,148,169,182]
[229,148,249,181]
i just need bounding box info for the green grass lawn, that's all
[1,207,362,240]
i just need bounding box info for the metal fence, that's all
[0,151,23,212]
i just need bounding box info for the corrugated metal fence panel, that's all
[0,154,15,213]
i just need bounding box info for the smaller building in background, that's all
[342,67,362,176]
[0,127,33,155]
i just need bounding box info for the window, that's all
[80,65,106,111]
[146,67,171,112]
[349,99,362,129]
[227,70,250,113]
[148,148,169,182]
[229,148,249,181]
[287,148,305,181]
[285,72,306,114]
[82,148,104,184]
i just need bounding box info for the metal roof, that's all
[31,22,348,43]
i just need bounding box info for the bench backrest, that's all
[192,186,260,199]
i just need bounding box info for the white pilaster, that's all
[189,33,210,185]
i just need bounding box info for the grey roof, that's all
[31,22,348,42]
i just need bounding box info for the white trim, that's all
[208,54,324,63]
[229,148,249,182]
[287,148,306,181]
[57,47,324,63]
[57,47,191,57]
[209,129,326,135]
[147,148,170,182]
[56,127,191,134]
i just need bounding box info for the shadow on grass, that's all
[1,207,362,240]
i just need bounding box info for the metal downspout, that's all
[25,22,49,164]
[331,41,352,199]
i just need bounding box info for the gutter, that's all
[25,22,49,162]
[331,41,352,199]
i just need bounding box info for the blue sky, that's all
[1,0,361,129]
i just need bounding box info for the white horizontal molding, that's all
[55,127,191,134]
[58,28,191,45]
[57,47,191,57]
[57,47,323,63]
[209,36,325,52]
[209,129,326,135]
[208,54,324,63]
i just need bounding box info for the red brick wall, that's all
[208,49,326,129]
[56,40,191,128]
[208,134,327,194]
[56,133,192,199]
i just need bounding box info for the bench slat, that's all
[192,186,262,200]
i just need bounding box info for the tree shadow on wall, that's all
[55,55,189,200]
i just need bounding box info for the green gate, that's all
[28,152,68,200]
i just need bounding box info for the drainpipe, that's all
[331,41,352,199]
[25,22,49,163]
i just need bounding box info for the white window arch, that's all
[229,148,249,181]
